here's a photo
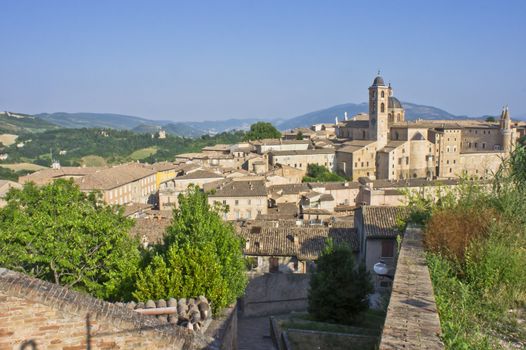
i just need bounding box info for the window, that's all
[381,91,385,98]
[235,200,239,205]
[381,240,395,258]
[269,258,279,273]
[380,103,385,113]
[248,199,251,205]
[223,200,226,205]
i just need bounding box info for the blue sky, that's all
[1,0,525,120]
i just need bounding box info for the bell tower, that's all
[368,73,390,149]
[500,106,512,153]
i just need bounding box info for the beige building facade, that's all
[335,75,516,181]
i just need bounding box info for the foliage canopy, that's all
[0,179,140,301]
[303,164,347,182]
[133,186,247,313]
[308,242,372,324]
[243,122,281,141]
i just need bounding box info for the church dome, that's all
[388,96,403,109]
[372,76,385,86]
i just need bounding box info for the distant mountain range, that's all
[7,103,525,137]
[35,112,270,137]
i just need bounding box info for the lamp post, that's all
[373,260,393,280]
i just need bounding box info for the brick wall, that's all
[0,268,207,350]
[379,226,443,349]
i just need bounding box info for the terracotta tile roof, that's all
[302,208,332,215]
[208,179,267,197]
[361,206,408,239]
[265,202,299,218]
[76,163,156,190]
[269,183,310,195]
[123,203,153,217]
[130,217,171,245]
[319,193,334,201]
[379,141,407,153]
[237,226,359,260]
[147,161,179,172]
[19,167,103,185]
[336,140,376,153]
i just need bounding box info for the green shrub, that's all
[308,242,372,324]
[133,186,247,313]
[303,164,347,182]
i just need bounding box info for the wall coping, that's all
[379,226,444,349]
[0,267,208,349]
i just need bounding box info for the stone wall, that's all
[241,273,310,317]
[0,268,207,350]
[379,226,443,349]
[205,305,238,350]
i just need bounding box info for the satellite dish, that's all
[373,261,388,276]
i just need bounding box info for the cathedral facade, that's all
[335,75,517,181]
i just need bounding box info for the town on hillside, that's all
[2,75,526,350]
[5,74,526,275]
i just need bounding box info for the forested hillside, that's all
[1,128,245,167]
[0,112,59,134]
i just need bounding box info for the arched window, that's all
[381,91,385,98]
[362,130,366,139]
[380,103,385,113]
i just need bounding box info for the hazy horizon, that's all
[1,0,525,121]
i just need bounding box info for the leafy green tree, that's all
[485,116,496,122]
[308,242,372,324]
[243,122,281,141]
[508,144,526,187]
[303,164,347,182]
[296,131,304,140]
[0,179,140,301]
[133,186,247,313]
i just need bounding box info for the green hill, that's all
[1,128,245,166]
[0,111,59,134]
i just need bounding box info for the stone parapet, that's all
[379,226,443,349]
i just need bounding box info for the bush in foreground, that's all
[133,186,247,313]
[0,179,140,301]
[308,242,372,324]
